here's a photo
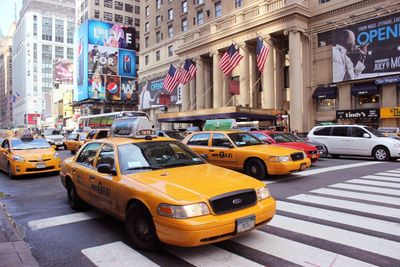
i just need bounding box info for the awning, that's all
[351,82,378,96]
[158,106,279,123]
[312,86,337,99]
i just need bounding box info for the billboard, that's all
[54,59,73,83]
[138,77,182,110]
[332,13,400,82]
[26,114,41,125]
[74,19,136,102]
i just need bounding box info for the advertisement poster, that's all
[138,78,181,110]
[75,21,89,101]
[332,13,400,82]
[26,114,41,125]
[88,44,118,75]
[88,73,105,100]
[54,59,73,83]
[88,20,135,50]
[118,49,136,77]
[120,77,135,101]
[105,76,121,100]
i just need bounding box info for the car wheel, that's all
[126,203,160,251]
[67,181,86,211]
[244,159,266,180]
[373,146,390,161]
[7,163,15,179]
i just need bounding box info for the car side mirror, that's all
[363,133,371,138]
[97,164,117,175]
[199,153,208,161]
[222,141,234,148]
[52,145,57,150]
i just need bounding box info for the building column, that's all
[189,79,196,110]
[239,45,250,106]
[274,42,283,110]
[204,61,212,108]
[195,57,205,109]
[262,37,275,109]
[181,83,190,111]
[287,28,305,132]
[211,52,223,108]
[249,46,257,108]
[223,74,231,106]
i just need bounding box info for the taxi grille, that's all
[291,152,304,161]
[26,166,54,172]
[28,159,51,162]
[308,150,318,155]
[209,189,257,214]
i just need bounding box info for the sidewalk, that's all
[0,202,39,267]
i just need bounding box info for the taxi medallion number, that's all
[36,163,46,169]
[236,215,255,234]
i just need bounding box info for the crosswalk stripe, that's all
[269,215,400,260]
[311,188,400,206]
[165,245,263,267]
[277,201,400,236]
[346,179,400,189]
[375,172,400,177]
[288,194,400,219]
[330,183,400,196]
[361,175,400,182]
[234,230,376,267]
[82,241,159,267]
[28,211,103,231]
[386,170,400,174]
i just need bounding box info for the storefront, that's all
[313,84,338,112]
[336,109,380,127]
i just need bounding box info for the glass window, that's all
[181,18,188,32]
[55,20,64,42]
[187,133,210,146]
[317,99,336,111]
[125,3,133,12]
[94,10,100,18]
[145,6,150,16]
[55,46,64,59]
[104,12,113,21]
[42,45,52,64]
[94,0,99,5]
[156,31,162,43]
[332,127,349,137]
[96,144,115,168]
[215,2,222,17]
[125,16,133,25]
[115,1,123,10]
[76,143,101,167]
[313,127,331,136]
[156,0,162,9]
[356,94,380,109]
[145,22,149,32]
[10,139,50,150]
[168,9,173,20]
[104,0,113,8]
[33,15,37,37]
[67,22,74,44]
[317,31,332,47]
[42,17,52,41]
[320,0,330,3]
[135,6,140,14]
[168,25,173,38]
[196,10,204,25]
[115,14,123,23]
[145,37,149,48]
[145,55,149,65]
[212,133,232,147]
[227,133,262,147]
[168,45,173,56]
[135,18,140,26]
[181,0,187,13]
[156,50,160,61]
[350,127,367,138]
[235,0,243,8]
[156,15,162,26]
[96,131,109,139]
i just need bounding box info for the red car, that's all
[252,131,320,163]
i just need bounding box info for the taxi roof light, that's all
[203,119,238,131]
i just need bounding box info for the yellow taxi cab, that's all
[0,134,61,178]
[182,130,311,179]
[63,132,88,154]
[60,117,276,250]
[84,129,110,144]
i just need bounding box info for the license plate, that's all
[36,163,46,169]
[236,215,255,234]
[300,163,307,171]
[312,154,317,158]
[56,142,63,145]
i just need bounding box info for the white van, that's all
[308,125,400,161]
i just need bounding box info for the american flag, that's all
[180,59,197,84]
[256,37,270,73]
[218,44,243,75]
[163,65,182,93]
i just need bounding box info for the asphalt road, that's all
[0,150,399,267]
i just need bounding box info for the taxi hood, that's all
[12,148,55,159]
[238,144,301,156]
[126,164,265,202]
[271,142,316,151]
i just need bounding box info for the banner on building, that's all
[54,59,73,83]
[332,12,400,83]
[336,109,380,120]
[380,107,400,118]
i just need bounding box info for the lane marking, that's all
[234,231,376,267]
[28,211,103,231]
[288,194,400,219]
[386,170,400,174]
[269,215,400,260]
[277,201,400,236]
[82,241,159,267]
[311,188,400,206]
[346,179,400,189]
[166,245,263,267]
[361,175,400,182]
[330,183,400,196]
[375,172,400,178]
[264,161,385,184]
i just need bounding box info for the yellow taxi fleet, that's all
[60,117,276,250]
[182,130,311,179]
[63,132,87,154]
[0,134,61,178]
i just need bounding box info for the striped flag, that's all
[218,44,243,75]
[180,59,197,84]
[256,37,270,73]
[163,65,182,94]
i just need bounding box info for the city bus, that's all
[76,111,149,131]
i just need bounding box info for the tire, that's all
[244,158,266,180]
[126,203,160,251]
[373,146,390,161]
[67,181,86,211]
[7,163,15,179]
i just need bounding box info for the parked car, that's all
[251,131,319,163]
[284,132,328,158]
[308,125,400,161]
[42,128,65,150]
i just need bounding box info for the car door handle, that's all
[209,149,215,152]
[89,175,95,179]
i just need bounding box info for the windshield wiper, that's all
[125,166,161,171]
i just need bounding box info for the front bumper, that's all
[153,197,276,247]
[267,158,311,175]
[10,158,61,176]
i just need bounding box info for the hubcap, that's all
[250,165,258,174]
[376,149,386,160]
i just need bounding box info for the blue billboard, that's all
[74,19,136,102]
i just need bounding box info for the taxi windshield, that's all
[79,133,88,141]
[118,141,205,174]
[11,138,51,150]
[68,133,78,140]
[227,132,263,147]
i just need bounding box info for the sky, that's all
[0,0,22,36]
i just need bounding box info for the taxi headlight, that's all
[54,152,60,159]
[256,186,271,201]
[269,156,290,162]
[157,203,210,219]
[302,152,307,158]
[12,156,24,162]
